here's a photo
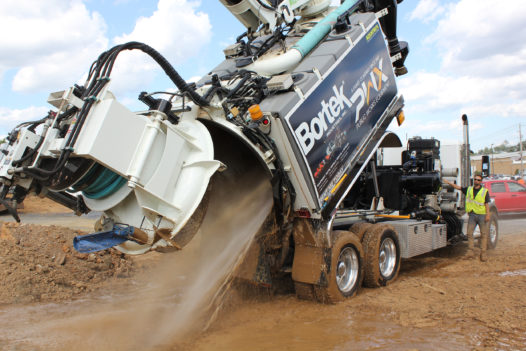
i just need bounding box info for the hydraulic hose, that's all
[292,0,362,57]
[115,42,209,107]
[11,136,44,167]
[247,0,362,75]
[19,41,208,181]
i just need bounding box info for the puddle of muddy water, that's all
[0,299,479,351]
[499,269,526,277]
[180,296,473,351]
[334,320,468,351]
[0,303,461,351]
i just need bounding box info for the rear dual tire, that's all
[294,224,401,303]
[296,231,364,304]
[362,224,401,288]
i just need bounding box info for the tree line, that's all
[476,140,526,155]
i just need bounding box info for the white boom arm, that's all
[219,0,331,32]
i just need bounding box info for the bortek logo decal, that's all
[294,59,389,155]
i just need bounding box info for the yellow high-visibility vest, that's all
[465,186,488,214]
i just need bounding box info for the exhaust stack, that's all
[461,114,471,189]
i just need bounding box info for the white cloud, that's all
[108,0,212,94]
[463,101,526,119]
[409,0,445,22]
[399,70,526,117]
[389,114,483,146]
[0,0,108,93]
[0,106,49,134]
[428,0,526,76]
[0,66,6,83]
[116,0,210,61]
[187,76,202,83]
[0,0,212,98]
[401,0,526,120]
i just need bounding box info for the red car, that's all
[483,179,526,213]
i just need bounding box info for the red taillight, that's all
[295,208,311,218]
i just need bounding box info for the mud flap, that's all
[291,245,329,286]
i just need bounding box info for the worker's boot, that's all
[465,240,476,259]
[465,223,475,259]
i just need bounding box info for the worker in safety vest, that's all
[443,172,490,262]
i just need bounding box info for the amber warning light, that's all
[396,110,405,126]
[249,104,263,121]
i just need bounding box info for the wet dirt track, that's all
[1,197,526,351]
[187,229,526,351]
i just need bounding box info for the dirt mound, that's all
[0,222,133,304]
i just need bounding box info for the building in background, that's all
[471,151,526,177]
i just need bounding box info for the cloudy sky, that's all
[0,0,524,152]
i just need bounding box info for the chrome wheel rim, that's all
[379,237,396,278]
[489,220,497,244]
[336,246,359,293]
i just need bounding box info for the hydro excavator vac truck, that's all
[0,0,498,303]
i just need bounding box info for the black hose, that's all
[19,41,208,181]
[226,74,252,98]
[56,106,79,122]
[100,42,209,106]
[252,35,277,58]
[236,32,248,43]
[22,149,72,178]
[11,136,44,167]
[11,105,81,168]
[257,0,276,11]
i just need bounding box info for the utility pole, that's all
[491,143,494,176]
[520,124,524,178]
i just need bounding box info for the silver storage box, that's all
[382,220,434,258]
[431,224,447,250]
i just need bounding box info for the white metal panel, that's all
[73,97,148,175]
[0,129,40,180]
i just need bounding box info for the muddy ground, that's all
[0,196,525,350]
[0,197,135,305]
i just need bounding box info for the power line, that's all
[470,124,519,143]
